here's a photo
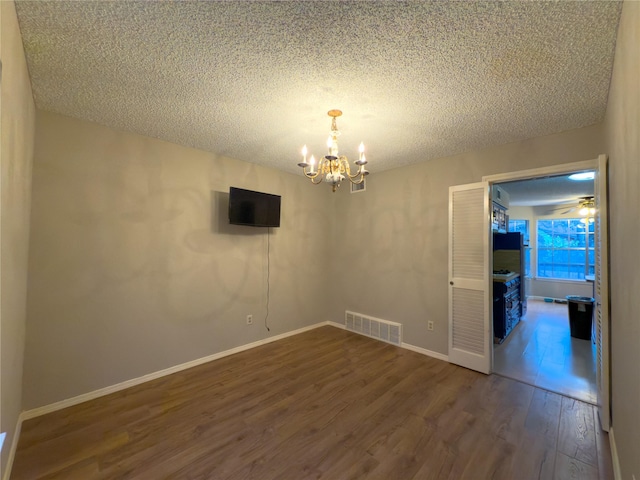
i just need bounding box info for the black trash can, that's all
[566,296,595,340]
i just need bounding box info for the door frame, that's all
[482,156,610,430]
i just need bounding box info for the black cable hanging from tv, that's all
[264,227,271,332]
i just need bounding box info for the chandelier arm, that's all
[338,156,350,175]
[347,174,366,184]
[346,169,364,180]
[346,164,368,181]
[302,166,322,180]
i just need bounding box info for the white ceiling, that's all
[14,1,622,176]
[498,174,594,207]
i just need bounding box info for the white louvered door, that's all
[448,182,491,374]
[594,154,610,431]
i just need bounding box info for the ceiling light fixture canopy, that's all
[298,110,368,192]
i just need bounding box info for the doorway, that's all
[482,155,610,431]
[449,156,610,430]
[490,173,597,404]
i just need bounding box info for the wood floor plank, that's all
[408,438,456,480]
[554,451,599,480]
[11,326,613,480]
[558,396,598,467]
[12,430,129,479]
[508,388,562,480]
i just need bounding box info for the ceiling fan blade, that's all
[561,207,577,215]
[545,195,591,215]
[544,205,571,214]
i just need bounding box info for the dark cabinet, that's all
[493,276,521,344]
[493,232,526,316]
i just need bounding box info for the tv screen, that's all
[229,187,281,228]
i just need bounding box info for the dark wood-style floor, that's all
[12,326,613,480]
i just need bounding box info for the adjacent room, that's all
[490,174,598,404]
[2,1,639,479]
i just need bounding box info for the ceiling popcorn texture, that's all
[15,1,622,175]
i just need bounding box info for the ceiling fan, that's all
[545,196,595,216]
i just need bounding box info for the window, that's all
[508,219,531,276]
[537,218,594,280]
[508,219,529,244]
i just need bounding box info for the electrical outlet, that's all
[246,315,253,325]
[427,321,434,331]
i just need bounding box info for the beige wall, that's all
[604,1,640,479]
[329,123,605,355]
[0,0,35,475]
[22,111,334,409]
[23,117,605,409]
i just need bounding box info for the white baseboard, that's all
[528,295,566,303]
[12,319,448,480]
[609,427,622,480]
[2,413,25,480]
[401,342,449,362]
[22,321,330,421]
[325,321,448,362]
[326,321,448,362]
[327,320,448,361]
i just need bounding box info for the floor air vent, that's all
[345,311,402,346]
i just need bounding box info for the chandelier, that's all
[297,109,369,192]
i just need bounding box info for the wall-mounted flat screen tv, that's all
[229,187,281,227]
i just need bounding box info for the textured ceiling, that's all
[15,1,622,175]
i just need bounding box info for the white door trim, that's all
[483,156,610,432]
[482,159,598,184]
[594,154,610,431]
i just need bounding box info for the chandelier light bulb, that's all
[358,142,366,164]
[298,145,310,168]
